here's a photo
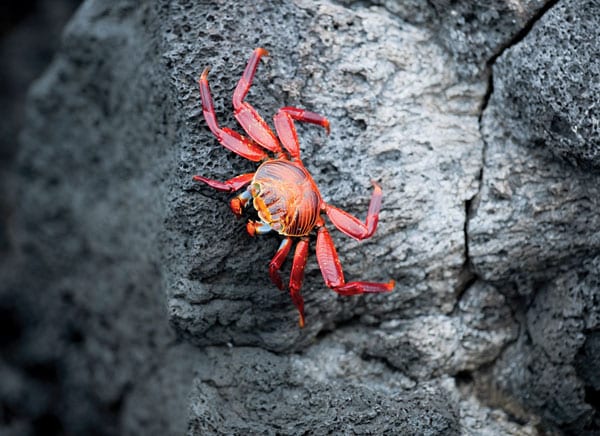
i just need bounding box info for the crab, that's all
[192,48,395,327]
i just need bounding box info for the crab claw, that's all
[246,221,257,237]
[246,220,272,237]
[230,198,244,217]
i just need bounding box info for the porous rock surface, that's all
[1,0,598,434]
[166,0,485,351]
[467,0,600,433]
[484,0,600,167]
[338,0,549,78]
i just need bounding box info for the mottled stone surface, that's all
[1,2,187,435]
[2,0,598,434]
[188,346,459,435]
[365,282,517,379]
[337,0,549,78]
[165,0,485,351]
[487,0,600,167]
[468,120,600,284]
[469,0,600,285]
[475,257,600,433]
[467,0,600,432]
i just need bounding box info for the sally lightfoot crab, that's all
[193,48,395,327]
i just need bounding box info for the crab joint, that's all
[230,190,252,217]
[246,220,272,237]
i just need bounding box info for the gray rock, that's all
[468,2,600,281]
[469,0,600,284]
[165,0,485,350]
[468,115,600,284]
[576,331,600,393]
[0,0,82,160]
[337,0,550,78]
[121,343,199,436]
[487,0,600,168]
[467,0,600,432]
[479,257,600,433]
[363,282,518,379]
[3,0,597,434]
[188,346,459,435]
[2,1,188,434]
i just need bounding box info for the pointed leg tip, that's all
[298,315,305,328]
[256,47,269,57]
[386,279,395,291]
[200,67,210,81]
[370,179,382,191]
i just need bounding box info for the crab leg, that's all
[324,180,383,241]
[192,173,254,192]
[315,226,394,296]
[289,237,310,328]
[193,173,254,217]
[199,68,268,162]
[232,48,282,154]
[268,237,293,290]
[273,107,331,160]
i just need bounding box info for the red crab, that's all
[193,48,395,327]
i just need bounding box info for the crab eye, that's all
[252,182,261,194]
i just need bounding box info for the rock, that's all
[121,343,199,436]
[469,0,600,284]
[2,0,597,434]
[0,0,82,271]
[487,0,600,167]
[468,0,600,432]
[425,0,549,78]
[1,1,188,434]
[336,0,550,78]
[165,0,485,351]
[188,342,540,435]
[188,346,459,435]
[477,257,600,433]
[468,118,600,284]
[364,282,518,379]
[0,0,82,160]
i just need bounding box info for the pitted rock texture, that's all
[188,343,539,436]
[467,0,600,432]
[468,0,600,286]
[475,257,600,433]
[364,282,518,379]
[468,0,600,289]
[2,0,598,434]
[188,346,460,435]
[337,0,549,78]
[487,0,600,168]
[165,0,485,351]
[468,119,600,284]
